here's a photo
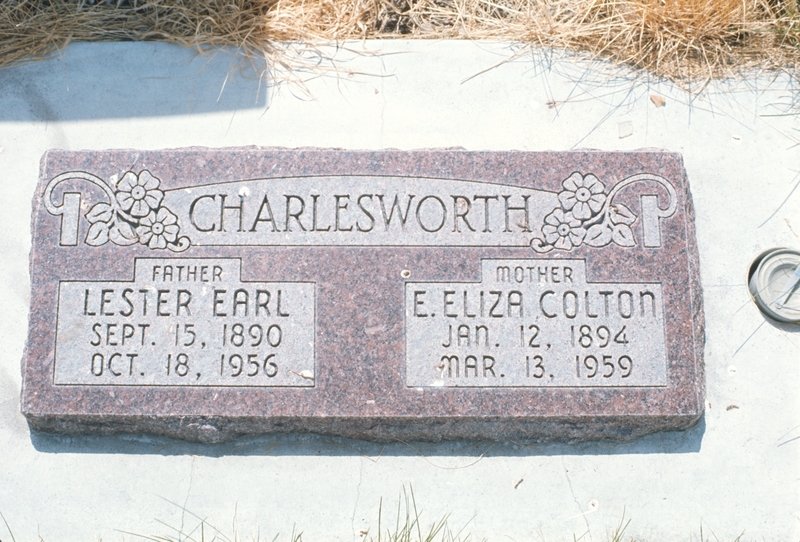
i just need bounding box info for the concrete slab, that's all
[1,41,799,541]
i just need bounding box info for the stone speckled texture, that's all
[21,148,704,443]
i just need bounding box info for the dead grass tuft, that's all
[3,0,800,85]
[0,1,275,64]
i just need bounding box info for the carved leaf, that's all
[584,224,612,247]
[85,221,110,246]
[86,202,113,224]
[612,223,636,247]
[109,221,138,246]
[609,204,636,225]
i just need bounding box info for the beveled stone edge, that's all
[679,153,706,417]
[25,412,704,444]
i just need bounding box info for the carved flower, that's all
[558,172,606,220]
[542,209,586,250]
[136,208,180,249]
[116,170,164,217]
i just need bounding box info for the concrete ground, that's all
[0,41,799,541]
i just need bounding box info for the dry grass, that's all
[3,0,800,85]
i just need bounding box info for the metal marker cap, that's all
[749,247,800,324]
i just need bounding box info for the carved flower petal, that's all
[563,212,581,227]
[542,225,560,244]
[117,171,138,192]
[588,193,606,212]
[156,207,177,225]
[558,191,577,211]
[149,235,167,250]
[137,228,153,244]
[554,236,572,251]
[143,190,164,210]
[562,172,582,192]
[570,227,587,246]
[163,226,179,242]
[584,174,605,194]
[130,200,150,217]
[139,211,156,226]
[571,202,591,220]
[116,191,134,211]
[140,170,161,191]
[544,209,563,226]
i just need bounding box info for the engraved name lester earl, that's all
[43,166,678,389]
[55,258,315,387]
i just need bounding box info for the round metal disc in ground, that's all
[749,248,800,324]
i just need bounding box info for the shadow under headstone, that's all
[0,42,268,121]
[29,416,704,457]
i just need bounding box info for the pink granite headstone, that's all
[21,148,704,442]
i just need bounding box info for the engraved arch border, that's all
[44,171,679,251]
[51,257,318,388]
[402,257,669,389]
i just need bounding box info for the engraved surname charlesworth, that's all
[405,259,667,388]
[53,258,315,387]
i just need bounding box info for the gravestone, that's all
[21,148,704,442]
